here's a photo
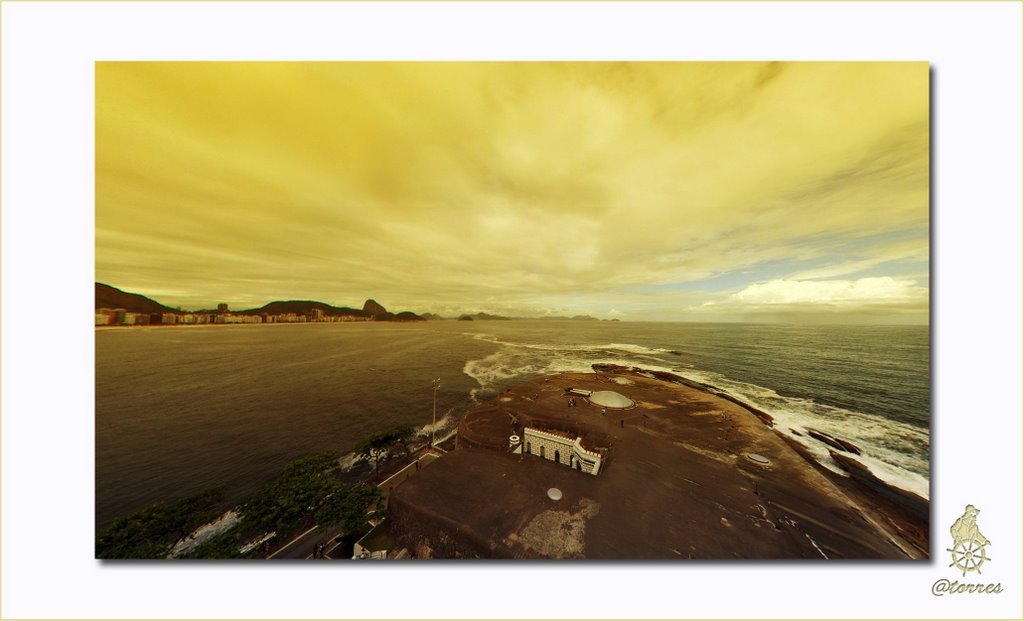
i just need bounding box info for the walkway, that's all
[267,446,444,559]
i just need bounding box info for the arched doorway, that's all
[540,445,545,459]
[554,450,561,464]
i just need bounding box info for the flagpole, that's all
[431,378,441,448]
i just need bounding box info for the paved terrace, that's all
[384,370,924,559]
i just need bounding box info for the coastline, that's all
[378,367,929,559]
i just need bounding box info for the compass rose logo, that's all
[947,504,992,577]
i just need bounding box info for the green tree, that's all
[240,452,343,534]
[394,424,415,456]
[353,426,415,479]
[95,486,227,559]
[180,528,255,559]
[315,485,382,534]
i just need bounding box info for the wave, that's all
[673,366,930,497]
[336,410,459,473]
[460,334,930,500]
[414,409,455,439]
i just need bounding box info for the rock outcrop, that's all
[807,429,862,455]
[363,299,390,318]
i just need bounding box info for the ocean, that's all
[95,320,929,528]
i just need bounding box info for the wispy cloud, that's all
[723,277,927,307]
[96,62,929,322]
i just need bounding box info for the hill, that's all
[96,283,179,315]
[96,283,425,322]
[457,312,511,321]
[536,315,599,321]
[393,311,426,322]
[239,300,365,317]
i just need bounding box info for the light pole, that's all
[431,378,441,448]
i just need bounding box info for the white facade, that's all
[522,427,602,475]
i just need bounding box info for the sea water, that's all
[95,320,928,527]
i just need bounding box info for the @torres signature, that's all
[932,504,1003,597]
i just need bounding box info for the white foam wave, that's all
[671,367,930,499]
[431,428,458,446]
[850,454,930,499]
[464,332,502,343]
[337,451,361,472]
[602,342,676,355]
[415,410,454,438]
[463,351,547,392]
[459,336,929,499]
[168,511,240,557]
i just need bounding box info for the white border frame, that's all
[2,2,1021,619]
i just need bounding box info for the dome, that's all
[588,390,635,409]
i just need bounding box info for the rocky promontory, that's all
[379,368,929,560]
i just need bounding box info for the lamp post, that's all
[431,378,441,448]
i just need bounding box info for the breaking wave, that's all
[461,333,929,499]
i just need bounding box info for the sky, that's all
[96,62,929,322]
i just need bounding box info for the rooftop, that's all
[384,370,927,559]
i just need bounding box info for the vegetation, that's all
[316,485,382,533]
[95,486,227,559]
[98,429,413,559]
[180,529,256,559]
[95,282,178,315]
[353,426,415,479]
[240,452,343,534]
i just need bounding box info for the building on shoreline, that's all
[375,369,929,560]
[522,427,603,475]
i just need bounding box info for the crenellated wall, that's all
[523,427,602,475]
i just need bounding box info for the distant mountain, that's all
[458,312,511,321]
[239,300,365,317]
[362,298,393,321]
[393,311,426,322]
[420,313,443,321]
[452,312,598,321]
[96,283,424,321]
[536,315,599,321]
[96,283,179,315]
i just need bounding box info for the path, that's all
[267,447,444,559]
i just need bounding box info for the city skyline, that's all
[96,62,929,323]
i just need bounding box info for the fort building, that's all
[372,367,929,560]
[522,427,603,475]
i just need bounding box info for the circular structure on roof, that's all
[547,487,563,501]
[746,453,771,466]
[588,390,635,409]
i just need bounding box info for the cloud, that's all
[722,277,927,307]
[95,62,929,322]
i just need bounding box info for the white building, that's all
[522,427,603,475]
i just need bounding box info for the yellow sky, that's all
[96,62,929,322]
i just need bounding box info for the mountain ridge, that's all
[95,283,424,321]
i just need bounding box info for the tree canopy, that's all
[95,486,227,559]
[97,449,391,559]
[315,485,381,533]
[353,425,415,479]
[240,452,343,534]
